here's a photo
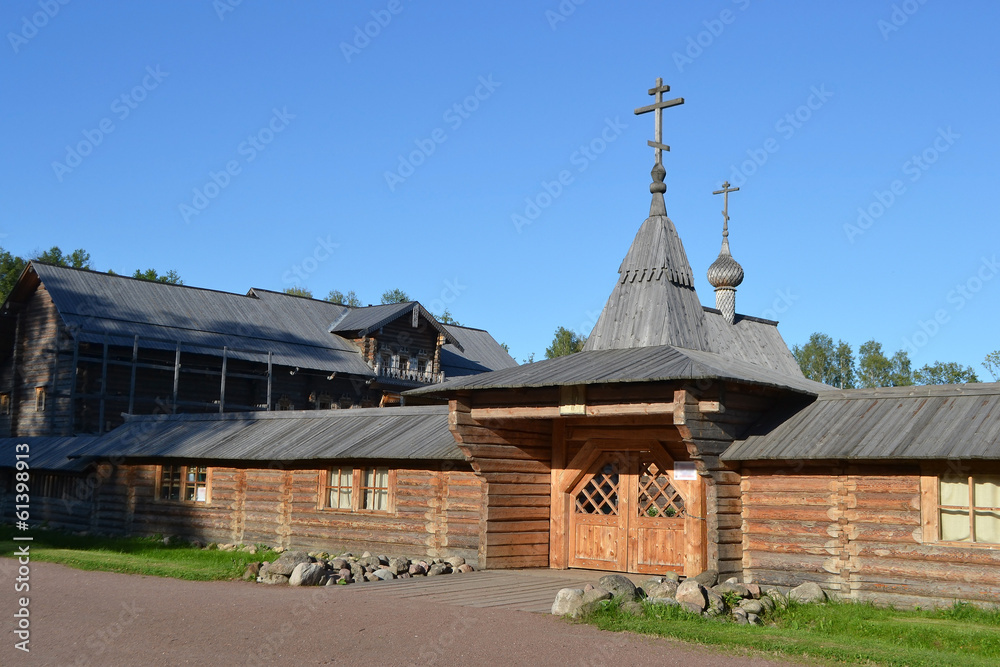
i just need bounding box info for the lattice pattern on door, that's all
[575,462,620,515]
[637,460,685,518]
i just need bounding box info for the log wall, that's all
[740,463,1000,607]
[0,462,482,564]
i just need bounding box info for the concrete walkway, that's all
[360,568,645,613]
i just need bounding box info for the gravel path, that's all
[1,561,792,666]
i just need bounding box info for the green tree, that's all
[792,333,855,388]
[380,288,410,304]
[326,289,361,307]
[914,361,979,385]
[0,248,27,303]
[435,308,461,325]
[984,351,1000,381]
[34,246,91,269]
[132,268,183,284]
[545,326,586,359]
[283,286,313,298]
[858,340,912,387]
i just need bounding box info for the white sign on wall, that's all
[673,462,697,481]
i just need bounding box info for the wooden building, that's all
[3,80,998,605]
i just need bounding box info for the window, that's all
[35,387,46,412]
[0,392,9,415]
[322,466,392,513]
[939,474,1000,544]
[159,465,210,502]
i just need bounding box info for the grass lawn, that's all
[583,596,1000,666]
[0,526,277,581]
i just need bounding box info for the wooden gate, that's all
[567,448,702,575]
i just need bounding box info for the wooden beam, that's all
[549,420,567,569]
[470,401,677,420]
[219,346,228,413]
[98,338,108,434]
[128,334,138,415]
[698,400,725,414]
[172,343,181,414]
[266,351,272,411]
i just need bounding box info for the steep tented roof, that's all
[584,172,711,352]
[73,406,463,462]
[24,263,374,376]
[408,343,829,396]
[440,324,518,377]
[723,384,1000,461]
[701,309,802,377]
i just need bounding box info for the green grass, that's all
[583,597,1000,666]
[0,526,277,581]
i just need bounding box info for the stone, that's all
[675,580,708,611]
[578,588,613,617]
[584,583,595,592]
[598,574,638,601]
[551,588,586,616]
[418,560,429,570]
[747,613,763,626]
[739,599,764,615]
[364,572,379,582]
[456,564,475,574]
[647,597,680,608]
[190,539,206,549]
[713,582,751,599]
[272,546,285,554]
[242,562,261,581]
[764,590,788,610]
[445,556,466,568]
[289,562,327,587]
[388,557,409,574]
[338,568,353,583]
[705,590,725,617]
[745,583,761,599]
[350,563,365,581]
[325,576,340,586]
[427,564,447,576]
[733,614,749,626]
[621,600,645,616]
[759,595,776,613]
[645,581,678,600]
[357,556,381,570]
[267,551,313,577]
[361,551,372,558]
[724,576,739,585]
[639,577,664,593]
[377,555,389,565]
[258,571,289,585]
[330,558,349,571]
[399,572,411,579]
[661,571,681,583]
[680,601,704,615]
[788,582,827,604]
[732,607,748,619]
[691,570,719,588]
[373,568,395,581]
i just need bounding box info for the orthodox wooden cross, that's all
[713,181,740,235]
[634,78,684,165]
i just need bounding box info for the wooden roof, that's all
[723,383,1000,461]
[66,406,463,464]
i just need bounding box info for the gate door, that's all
[569,453,628,571]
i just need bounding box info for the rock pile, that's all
[251,550,474,587]
[551,569,828,624]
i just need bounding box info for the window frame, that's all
[921,472,1000,548]
[0,392,10,415]
[34,386,46,412]
[156,464,212,504]
[320,465,395,514]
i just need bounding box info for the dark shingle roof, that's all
[0,436,101,471]
[440,324,518,377]
[76,406,463,462]
[28,263,374,376]
[723,383,1000,461]
[329,301,461,348]
[407,344,829,396]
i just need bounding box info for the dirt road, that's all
[1,562,790,666]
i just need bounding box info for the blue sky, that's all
[2,0,998,375]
